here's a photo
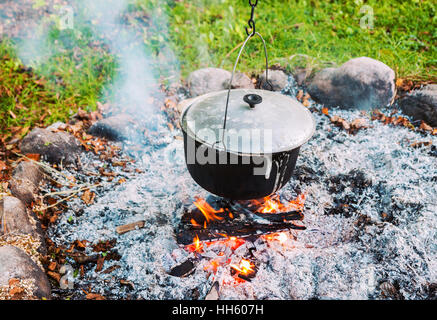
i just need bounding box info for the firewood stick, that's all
[116,220,145,235]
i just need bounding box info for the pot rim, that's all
[180,89,316,155]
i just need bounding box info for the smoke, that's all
[4,0,180,126]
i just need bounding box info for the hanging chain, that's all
[245,0,258,36]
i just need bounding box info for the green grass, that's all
[1,0,436,137]
[0,30,115,136]
[164,0,436,79]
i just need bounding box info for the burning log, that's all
[168,259,196,277]
[176,195,306,245]
[115,220,145,235]
[176,221,305,245]
[228,202,304,222]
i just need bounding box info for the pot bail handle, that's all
[218,32,273,150]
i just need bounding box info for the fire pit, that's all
[46,75,437,300]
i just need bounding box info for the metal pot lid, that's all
[181,89,315,154]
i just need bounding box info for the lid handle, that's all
[243,93,262,109]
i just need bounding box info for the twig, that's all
[13,152,78,187]
[116,220,146,235]
[39,193,78,210]
[42,183,101,198]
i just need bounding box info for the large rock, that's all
[9,161,44,205]
[0,245,51,299]
[20,128,81,164]
[88,114,136,141]
[12,161,43,185]
[399,84,437,127]
[225,72,255,90]
[188,68,231,97]
[307,57,395,109]
[0,197,43,240]
[259,69,288,91]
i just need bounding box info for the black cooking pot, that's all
[180,89,315,200]
[180,33,315,200]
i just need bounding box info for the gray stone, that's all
[12,161,43,186]
[9,161,44,205]
[307,57,395,109]
[259,69,288,91]
[20,128,81,165]
[187,68,231,97]
[0,196,34,235]
[88,114,135,141]
[0,197,42,240]
[0,245,51,299]
[225,72,255,90]
[46,121,67,132]
[9,178,38,205]
[399,84,437,126]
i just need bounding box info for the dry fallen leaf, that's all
[48,261,57,271]
[296,90,304,101]
[86,293,106,300]
[350,118,369,129]
[81,190,96,205]
[47,271,61,282]
[0,160,7,171]
[410,141,432,148]
[9,287,24,295]
[8,278,20,287]
[23,153,40,162]
[420,122,433,132]
[330,115,350,131]
[321,107,329,115]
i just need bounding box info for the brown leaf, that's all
[350,118,369,129]
[95,256,105,272]
[8,278,20,287]
[330,116,350,131]
[25,153,41,161]
[48,261,57,271]
[86,293,106,300]
[47,271,61,282]
[395,78,404,87]
[9,287,24,295]
[81,190,95,205]
[420,122,433,132]
[410,141,432,148]
[321,107,329,115]
[0,160,7,171]
[296,90,304,101]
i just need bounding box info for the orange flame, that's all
[194,198,224,223]
[230,259,254,276]
[187,235,203,253]
[253,193,306,213]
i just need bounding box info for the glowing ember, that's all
[193,197,225,223]
[230,259,255,276]
[253,193,306,213]
[186,235,203,253]
[263,232,289,244]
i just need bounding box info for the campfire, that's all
[171,194,306,284]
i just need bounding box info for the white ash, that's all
[48,81,436,300]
